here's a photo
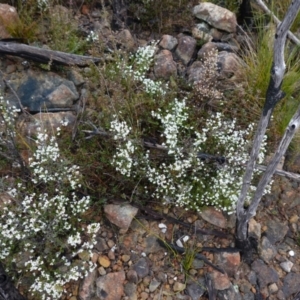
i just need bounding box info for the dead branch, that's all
[0,41,102,66]
[236,0,300,243]
[254,0,300,45]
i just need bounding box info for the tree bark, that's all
[236,0,300,244]
[0,41,102,66]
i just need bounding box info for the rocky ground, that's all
[0,1,300,300]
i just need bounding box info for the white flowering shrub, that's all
[0,117,100,299]
[110,98,271,213]
[119,42,168,95]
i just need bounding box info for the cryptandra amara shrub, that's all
[110,98,272,213]
[0,97,100,299]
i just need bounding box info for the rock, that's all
[191,258,204,269]
[289,214,299,223]
[282,273,300,298]
[154,50,177,79]
[78,250,91,261]
[124,282,137,300]
[280,260,294,273]
[217,51,243,79]
[149,278,161,292]
[116,29,136,51]
[259,236,277,263]
[217,283,242,300]
[144,235,164,254]
[98,255,111,268]
[94,237,109,252]
[264,219,289,244]
[193,3,237,33]
[79,269,97,300]
[198,207,227,228]
[104,204,138,233]
[197,42,218,59]
[18,111,76,137]
[132,257,149,279]
[68,69,85,87]
[173,282,186,292]
[96,271,125,300]
[0,4,20,39]
[186,280,206,300]
[159,35,178,50]
[127,269,138,283]
[8,71,79,112]
[214,251,241,277]
[192,26,212,43]
[251,259,279,288]
[175,34,197,65]
[210,270,231,290]
[268,283,278,294]
[248,218,261,240]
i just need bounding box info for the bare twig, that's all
[255,0,300,45]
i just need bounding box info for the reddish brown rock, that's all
[198,207,227,228]
[0,4,20,39]
[210,270,231,290]
[104,204,138,233]
[79,269,97,300]
[154,50,177,79]
[96,271,126,300]
[159,34,178,50]
[214,251,241,277]
[175,34,196,65]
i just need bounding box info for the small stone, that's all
[289,215,299,223]
[248,218,261,240]
[91,252,99,263]
[280,261,293,273]
[98,255,111,268]
[78,250,90,261]
[122,254,131,262]
[173,282,186,292]
[214,251,240,277]
[127,269,138,283]
[268,283,278,294]
[98,266,106,276]
[132,257,149,279]
[251,259,279,288]
[259,236,277,263]
[149,279,161,292]
[124,282,137,300]
[108,249,115,260]
[175,34,197,65]
[198,207,227,228]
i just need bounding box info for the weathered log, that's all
[0,263,27,300]
[0,41,102,66]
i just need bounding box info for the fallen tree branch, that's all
[0,41,102,66]
[83,123,300,182]
[254,0,300,45]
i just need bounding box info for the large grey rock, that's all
[193,3,237,33]
[132,257,149,279]
[8,71,79,111]
[265,219,289,244]
[251,259,279,288]
[282,273,300,298]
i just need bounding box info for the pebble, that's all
[173,282,186,292]
[98,255,111,268]
[280,260,294,273]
